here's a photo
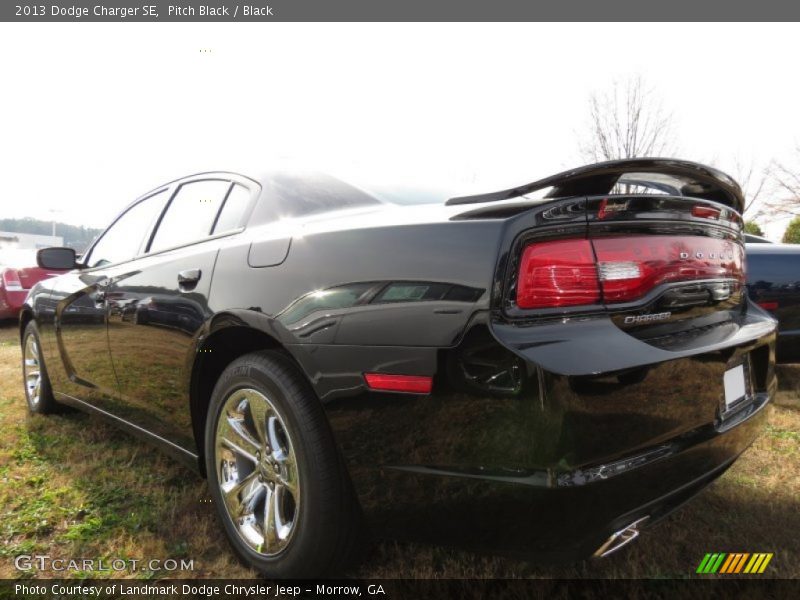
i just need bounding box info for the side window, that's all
[212,184,251,233]
[149,180,230,253]
[85,190,168,268]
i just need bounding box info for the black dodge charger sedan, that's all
[20,159,776,577]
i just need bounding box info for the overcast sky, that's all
[1,22,798,239]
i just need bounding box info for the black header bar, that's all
[3,0,800,22]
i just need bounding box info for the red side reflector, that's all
[757,301,778,311]
[364,373,433,394]
[516,239,601,308]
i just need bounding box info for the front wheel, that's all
[205,350,363,578]
[21,321,58,414]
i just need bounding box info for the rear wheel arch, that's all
[189,323,315,475]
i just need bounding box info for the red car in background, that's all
[0,250,68,320]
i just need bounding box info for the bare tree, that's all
[580,75,677,163]
[762,148,800,218]
[728,157,768,218]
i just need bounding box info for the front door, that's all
[49,189,170,409]
[48,268,118,405]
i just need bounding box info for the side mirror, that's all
[37,247,77,270]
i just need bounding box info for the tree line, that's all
[0,218,101,252]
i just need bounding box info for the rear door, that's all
[104,177,254,452]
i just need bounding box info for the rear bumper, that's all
[332,394,769,561]
[367,399,766,560]
[325,311,776,559]
[0,289,28,319]
[0,289,26,319]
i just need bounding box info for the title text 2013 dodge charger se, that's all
[20,159,777,577]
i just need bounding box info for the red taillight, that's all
[1,269,23,291]
[364,373,433,394]
[757,301,778,311]
[516,239,601,309]
[516,236,744,308]
[594,236,743,303]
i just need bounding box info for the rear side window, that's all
[86,190,168,268]
[213,184,250,233]
[149,180,230,253]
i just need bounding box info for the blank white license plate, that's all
[723,364,747,410]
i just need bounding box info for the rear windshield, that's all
[353,182,451,206]
[250,172,380,224]
[249,171,451,225]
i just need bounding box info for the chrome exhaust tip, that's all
[593,516,650,558]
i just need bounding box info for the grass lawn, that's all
[0,321,798,579]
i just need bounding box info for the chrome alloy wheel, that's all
[23,334,42,408]
[215,388,300,556]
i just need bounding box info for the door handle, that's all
[178,268,202,288]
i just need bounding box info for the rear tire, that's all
[21,321,58,414]
[205,350,363,578]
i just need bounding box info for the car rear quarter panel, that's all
[208,217,505,398]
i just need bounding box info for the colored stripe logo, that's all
[696,553,773,574]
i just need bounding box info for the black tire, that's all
[21,321,58,414]
[205,350,363,578]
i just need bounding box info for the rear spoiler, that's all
[446,158,745,213]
